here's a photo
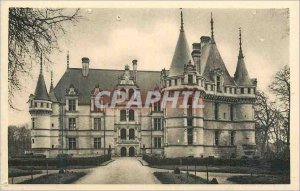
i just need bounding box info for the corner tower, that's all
[162,9,206,157]
[29,55,52,157]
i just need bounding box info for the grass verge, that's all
[227,174,290,184]
[154,172,209,184]
[19,172,86,184]
[9,167,42,177]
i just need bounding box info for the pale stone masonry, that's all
[29,11,257,158]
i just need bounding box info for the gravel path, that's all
[75,157,162,184]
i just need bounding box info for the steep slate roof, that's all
[34,72,50,101]
[53,68,161,104]
[201,42,236,85]
[169,11,193,77]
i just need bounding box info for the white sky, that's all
[8,8,289,126]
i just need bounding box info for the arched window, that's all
[129,129,135,140]
[128,88,135,100]
[120,109,126,121]
[129,109,134,121]
[120,129,126,140]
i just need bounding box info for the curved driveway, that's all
[75,157,161,184]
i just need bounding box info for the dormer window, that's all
[188,75,193,84]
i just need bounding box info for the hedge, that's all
[9,154,111,167]
[142,154,262,166]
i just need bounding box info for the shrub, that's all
[210,178,218,184]
[174,167,180,174]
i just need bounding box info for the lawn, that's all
[151,164,274,175]
[154,172,210,184]
[19,172,86,184]
[227,174,290,184]
[9,167,42,177]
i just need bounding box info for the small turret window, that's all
[47,103,49,108]
[205,84,208,90]
[211,85,214,91]
[241,88,244,94]
[231,131,236,145]
[41,103,44,108]
[169,80,172,86]
[229,88,232,94]
[188,75,193,84]
[34,102,37,107]
[248,88,251,94]
[32,118,35,129]
[32,139,34,144]
[174,79,178,86]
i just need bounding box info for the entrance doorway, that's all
[129,147,135,157]
[120,147,127,157]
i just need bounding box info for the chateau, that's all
[29,11,257,158]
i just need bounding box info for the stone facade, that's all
[29,11,257,158]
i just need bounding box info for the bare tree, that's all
[269,65,290,153]
[254,91,280,157]
[8,8,82,108]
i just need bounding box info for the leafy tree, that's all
[8,8,81,108]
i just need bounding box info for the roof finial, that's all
[50,71,54,91]
[67,51,70,69]
[180,8,184,32]
[238,27,244,58]
[40,53,43,74]
[210,12,215,43]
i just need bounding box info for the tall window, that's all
[129,109,134,121]
[128,89,135,100]
[120,129,126,140]
[94,138,101,149]
[187,128,193,145]
[69,138,76,149]
[174,79,178,86]
[68,99,76,111]
[154,118,162,130]
[214,131,220,146]
[188,75,193,84]
[120,109,126,121]
[230,104,234,121]
[32,118,35,129]
[169,80,171,86]
[69,118,76,130]
[153,101,161,112]
[129,129,135,140]
[154,137,162,148]
[216,76,221,92]
[187,117,193,126]
[211,85,214,91]
[41,102,44,108]
[94,118,101,130]
[229,88,232,94]
[230,131,236,146]
[215,103,219,120]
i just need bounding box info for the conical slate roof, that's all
[34,73,50,101]
[202,42,236,85]
[234,28,252,86]
[168,11,193,77]
[234,55,252,86]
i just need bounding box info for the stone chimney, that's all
[191,43,201,73]
[82,57,90,77]
[132,59,137,82]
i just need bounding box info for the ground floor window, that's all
[69,137,77,149]
[215,131,220,146]
[94,137,101,149]
[154,137,162,148]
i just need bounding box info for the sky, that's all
[8,8,289,126]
